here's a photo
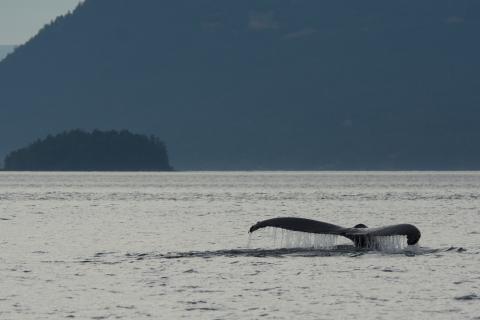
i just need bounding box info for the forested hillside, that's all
[4,130,172,171]
[0,1,479,169]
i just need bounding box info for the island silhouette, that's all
[3,129,173,171]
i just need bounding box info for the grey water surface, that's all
[1,172,479,319]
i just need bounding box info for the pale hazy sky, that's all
[0,0,83,44]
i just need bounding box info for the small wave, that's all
[148,245,452,259]
[72,244,468,266]
[445,246,467,252]
[454,294,480,301]
[131,247,364,259]
[77,246,422,264]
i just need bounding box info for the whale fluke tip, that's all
[249,222,260,233]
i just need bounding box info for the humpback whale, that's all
[249,217,421,248]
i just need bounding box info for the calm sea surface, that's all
[1,172,479,319]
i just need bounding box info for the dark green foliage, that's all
[4,130,172,171]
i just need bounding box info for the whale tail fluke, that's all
[249,217,344,235]
[249,217,421,247]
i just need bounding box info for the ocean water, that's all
[1,172,479,319]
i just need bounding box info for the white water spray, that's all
[271,228,339,249]
[249,227,411,252]
[368,235,409,252]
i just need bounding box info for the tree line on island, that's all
[3,130,173,171]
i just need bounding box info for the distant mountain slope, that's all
[1,0,480,169]
[0,45,15,61]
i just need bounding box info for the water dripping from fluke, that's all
[248,217,422,250]
[271,228,339,250]
[246,233,253,249]
[248,228,413,253]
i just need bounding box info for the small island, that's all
[3,129,173,171]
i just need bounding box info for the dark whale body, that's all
[249,217,421,247]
